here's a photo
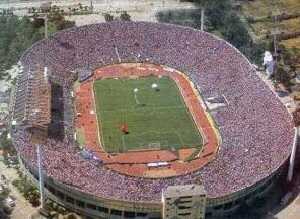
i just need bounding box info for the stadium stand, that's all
[12,67,51,128]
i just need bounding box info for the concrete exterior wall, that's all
[18,154,288,219]
[163,195,206,219]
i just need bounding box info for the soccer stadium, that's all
[11,21,295,219]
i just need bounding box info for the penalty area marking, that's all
[139,140,168,150]
[99,105,186,113]
[122,135,126,150]
[177,132,184,147]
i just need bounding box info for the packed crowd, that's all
[14,22,295,202]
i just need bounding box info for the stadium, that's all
[11,21,295,218]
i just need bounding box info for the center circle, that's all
[131,104,156,116]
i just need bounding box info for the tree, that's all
[0,187,11,218]
[84,6,89,12]
[104,13,114,22]
[0,188,10,201]
[221,11,249,47]
[32,17,45,29]
[67,214,77,219]
[120,11,131,21]
[55,19,75,31]
[0,12,74,78]
[0,130,13,150]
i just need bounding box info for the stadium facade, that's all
[11,22,296,219]
[18,156,288,218]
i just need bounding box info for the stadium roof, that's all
[13,68,51,128]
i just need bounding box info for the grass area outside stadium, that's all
[93,75,203,154]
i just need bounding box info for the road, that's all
[0,0,196,25]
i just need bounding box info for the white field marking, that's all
[172,77,207,145]
[92,80,106,150]
[163,67,176,72]
[177,132,184,147]
[155,78,161,89]
[101,105,185,113]
[148,67,159,72]
[138,130,161,136]
[122,135,126,150]
[148,142,161,149]
[139,140,168,149]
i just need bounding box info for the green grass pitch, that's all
[93,76,203,153]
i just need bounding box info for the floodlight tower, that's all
[37,144,45,209]
[267,0,285,59]
[289,108,300,183]
[30,125,49,215]
[6,0,10,11]
[272,0,280,56]
[29,67,51,215]
[44,15,48,39]
[265,0,285,81]
[41,0,51,39]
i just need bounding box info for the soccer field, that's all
[93,76,203,153]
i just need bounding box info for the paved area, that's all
[274,175,300,219]
[0,0,196,25]
[276,196,300,219]
[256,70,296,112]
[0,161,44,219]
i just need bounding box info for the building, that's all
[162,185,206,219]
